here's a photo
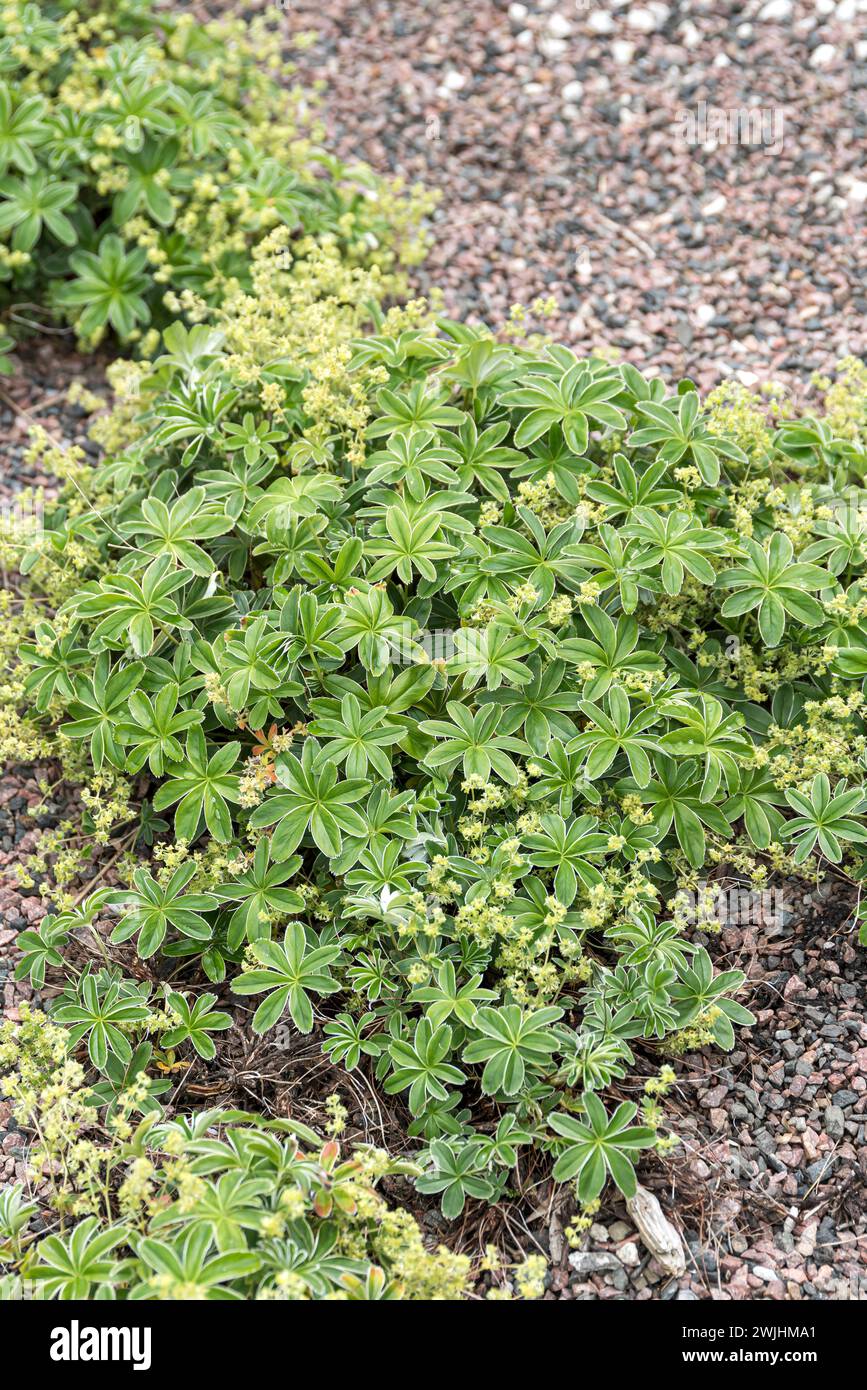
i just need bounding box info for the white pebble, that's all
[547,11,574,36]
[810,42,837,65]
[618,1242,641,1267]
[758,0,793,18]
[695,303,716,326]
[562,79,585,101]
[702,194,728,217]
[588,10,615,33]
[612,39,635,61]
[626,5,664,32]
[508,3,528,19]
[539,35,569,56]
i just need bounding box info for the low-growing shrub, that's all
[7,305,867,1249]
[0,1007,473,1300]
[0,0,433,353]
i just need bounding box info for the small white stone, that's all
[695,303,716,326]
[814,0,834,13]
[835,0,856,15]
[440,69,466,92]
[752,1265,777,1282]
[845,179,867,203]
[562,79,585,101]
[737,370,760,387]
[679,20,701,47]
[627,5,665,31]
[516,27,535,46]
[612,39,635,61]
[702,194,728,217]
[539,35,569,56]
[758,0,793,18]
[856,40,867,59]
[588,9,615,33]
[508,2,529,19]
[810,42,837,65]
[618,1242,641,1267]
[547,11,574,36]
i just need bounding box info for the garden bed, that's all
[1,0,866,1304]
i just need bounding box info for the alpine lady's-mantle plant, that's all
[4,4,867,1287]
[0,0,432,356]
[11,307,867,1240]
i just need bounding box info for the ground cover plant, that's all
[3,0,867,1306]
[0,0,431,356]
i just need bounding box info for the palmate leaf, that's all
[418,700,530,785]
[116,680,203,775]
[549,1093,655,1200]
[67,554,193,656]
[55,233,151,337]
[0,84,49,174]
[152,727,242,843]
[0,169,77,249]
[618,754,732,869]
[716,532,832,648]
[780,772,867,864]
[628,391,747,486]
[499,354,626,455]
[476,655,583,751]
[558,606,663,701]
[162,990,232,1060]
[462,1004,563,1095]
[248,737,370,860]
[385,1017,466,1115]
[53,970,152,1070]
[522,813,612,904]
[567,685,663,786]
[29,1216,127,1300]
[415,1140,494,1219]
[215,839,305,950]
[232,922,341,1034]
[60,652,144,770]
[118,486,233,575]
[107,861,219,960]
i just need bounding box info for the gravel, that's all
[265,0,867,399]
